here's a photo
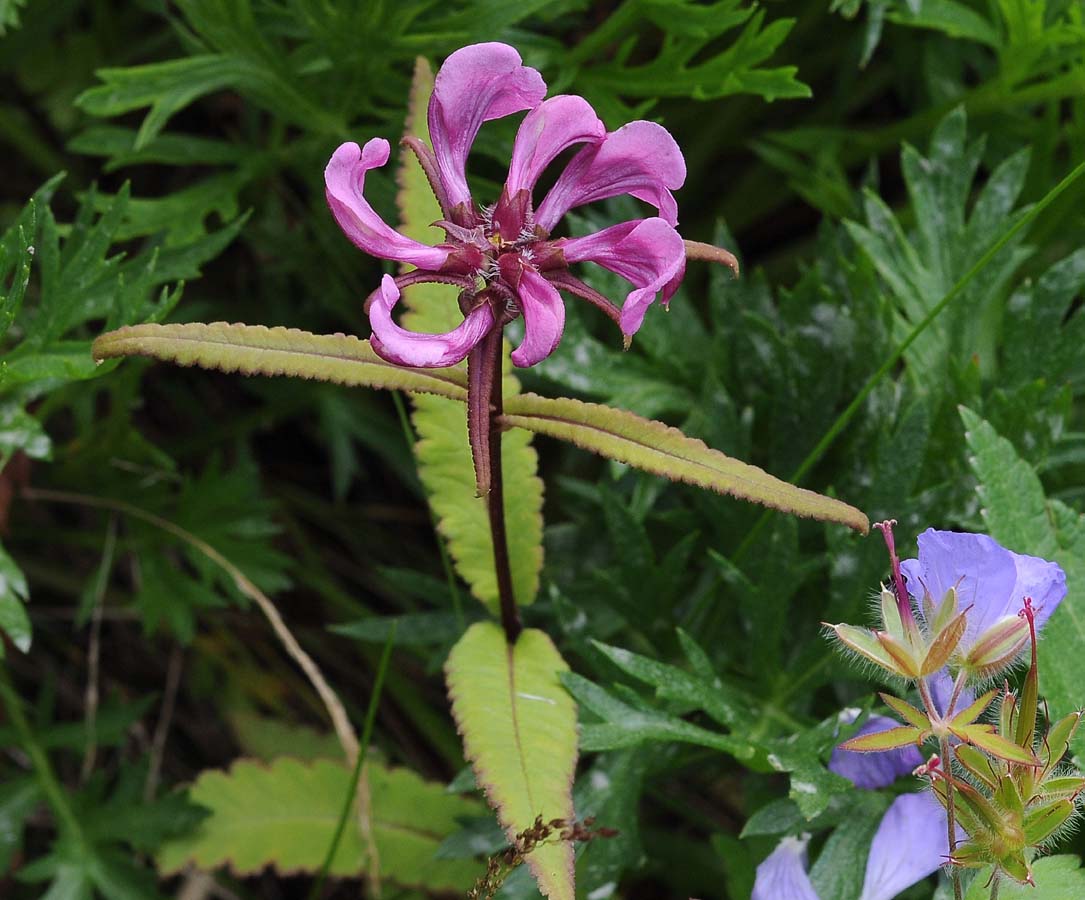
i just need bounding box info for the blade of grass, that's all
[308,623,397,900]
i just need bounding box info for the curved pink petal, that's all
[535,121,686,232]
[428,42,546,210]
[505,95,606,196]
[752,836,819,900]
[326,141,451,270]
[368,274,494,368]
[498,256,565,367]
[560,218,685,335]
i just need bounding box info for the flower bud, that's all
[826,623,921,679]
[962,615,1030,679]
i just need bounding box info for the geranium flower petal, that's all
[859,792,958,900]
[901,530,1065,654]
[505,95,606,196]
[368,274,494,368]
[536,120,686,231]
[325,140,452,270]
[752,835,819,900]
[1011,550,1067,630]
[560,218,685,335]
[428,42,546,210]
[829,713,925,789]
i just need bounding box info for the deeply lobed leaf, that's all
[156,757,481,889]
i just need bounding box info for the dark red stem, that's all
[466,315,521,644]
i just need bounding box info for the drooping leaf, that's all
[91,323,469,400]
[500,393,868,532]
[156,757,481,891]
[445,623,578,900]
[395,57,544,614]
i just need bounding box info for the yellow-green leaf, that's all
[396,58,543,613]
[445,622,578,900]
[953,724,1041,767]
[92,323,468,400]
[879,692,930,730]
[500,393,869,533]
[949,688,999,728]
[156,757,482,890]
[838,725,925,753]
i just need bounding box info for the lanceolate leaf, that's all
[949,688,999,728]
[878,693,930,730]
[500,393,869,533]
[838,725,924,753]
[156,757,481,891]
[445,623,578,900]
[952,725,1040,767]
[396,58,544,613]
[91,323,468,400]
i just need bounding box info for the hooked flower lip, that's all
[324,42,690,369]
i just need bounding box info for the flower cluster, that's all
[325,42,697,369]
[755,527,1080,898]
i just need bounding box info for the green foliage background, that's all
[2,0,1085,897]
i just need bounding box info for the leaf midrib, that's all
[506,642,536,820]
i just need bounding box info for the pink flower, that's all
[325,42,687,368]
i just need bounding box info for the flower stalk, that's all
[468,319,522,643]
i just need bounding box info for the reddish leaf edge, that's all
[500,392,870,534]
[92,322,470,401]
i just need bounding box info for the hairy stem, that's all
[468,326,521,643]
[946,669,968,719]
[939,732,963,900]
[489,349,521,645]
[918,676,962,900]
